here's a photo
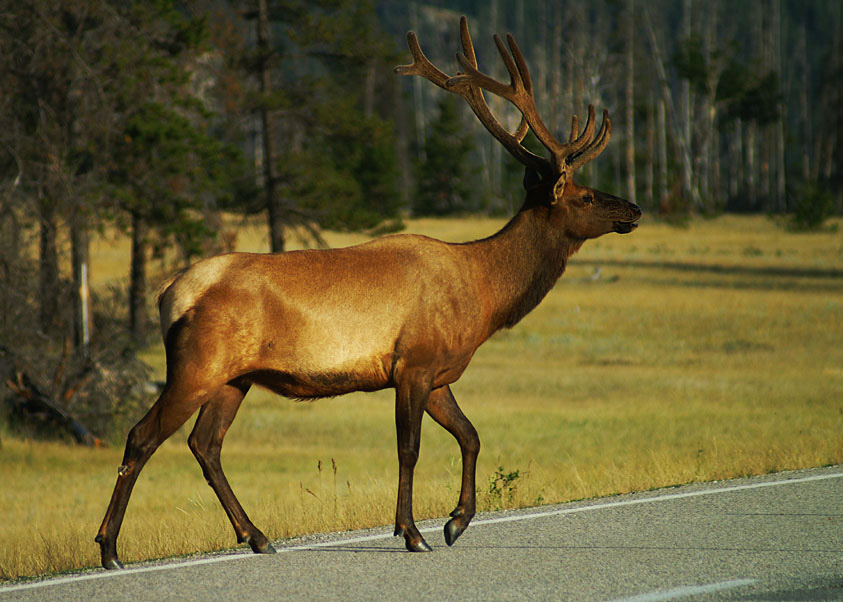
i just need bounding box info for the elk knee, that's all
[125,424,158,460]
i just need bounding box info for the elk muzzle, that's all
[600,192,641,234]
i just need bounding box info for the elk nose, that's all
[630,203,642,220]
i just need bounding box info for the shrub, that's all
[789,183,835,231]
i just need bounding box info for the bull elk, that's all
[95,17,641,569]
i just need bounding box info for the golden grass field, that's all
[1,214,842,581]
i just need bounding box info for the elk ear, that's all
[550,172,567,204]
[522,167,543,191]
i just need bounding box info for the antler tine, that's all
[448,18,549,174]
[458,17,529,142]
[502,34,531,141]
[568,110,612,171]
[569,115,579,142]
[451,29,570,172]
[394,31,451,90]
[459,15,478,68]
[568,105,596,155]
[505,33,534,97]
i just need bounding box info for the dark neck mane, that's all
[466,203,584,333]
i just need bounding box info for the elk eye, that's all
[582,195,593,204]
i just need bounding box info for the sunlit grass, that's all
[1,214,842,581]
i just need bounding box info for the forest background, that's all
[0,0,841,449]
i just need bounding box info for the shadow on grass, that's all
[574,258,843,292]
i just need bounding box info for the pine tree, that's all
[237,0,403,248]
[413,96,477,216]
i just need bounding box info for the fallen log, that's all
[5,371,103,447]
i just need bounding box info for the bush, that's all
[789,183,835,231]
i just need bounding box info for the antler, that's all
[395,17,551,178]
[396,17,612,179]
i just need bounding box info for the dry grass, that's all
[1,214,842,581]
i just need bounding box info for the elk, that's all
[95,17,640,569]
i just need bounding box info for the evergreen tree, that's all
[237,0,403,249]
[413,96,476,216]
[103,1,247,342]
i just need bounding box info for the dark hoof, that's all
[248,538,276,555]
[96,534,123,570]
[405,538,433,553]
[102,557,124,570]
[444,517,467,546]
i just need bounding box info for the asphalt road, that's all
[3,466,841,601]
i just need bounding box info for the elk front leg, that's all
[425,385,479,546]
[187,382,275,555]
[393,370,433,552]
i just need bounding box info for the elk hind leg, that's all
[95,383,209,570]
[187,381,275,554]
[425,385,480,546]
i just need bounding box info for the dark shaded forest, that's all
[0,0,840,439]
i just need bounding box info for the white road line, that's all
[465,470,843,529]
[1,470,840,594]
[608,578,758,602]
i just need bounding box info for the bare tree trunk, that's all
[645,92,654,208]
[699,1,717,210]
[257,0,284,253]
[129,211,147,345]
[747,121,757,208]
[614,86,623,195]
[393,65,413,210]
[712,125,721,209]
[70,216,91,356]
[681,0,692,203]
[797,21,811,182]
[489,0,502,199]
[550,1,563,132]
[624,0,636,204]
[754,4,771,209]
[409,2,426,165]
[732,119,743,201]
[658,98,668,211]
[643,6,701,209]
[770,0,786,210]
[38,193,59,335]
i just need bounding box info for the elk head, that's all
[395,17,641,240]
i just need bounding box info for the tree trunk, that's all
[129,211,147,345]
[657,98,668,211]
[797,22,811,182]
[645,92,654,208]
[38,193,59,335]
[732,119,743,202]
[409,2,426,164]
[681,0,692,204]
[257,0,284,253]
[747,121,757,208]
[772,0,786,210]
[624,0,636,204]
[643,6,701,210]
[70,217,91,356]
[550,1,563,131]
[699,2,717,210]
